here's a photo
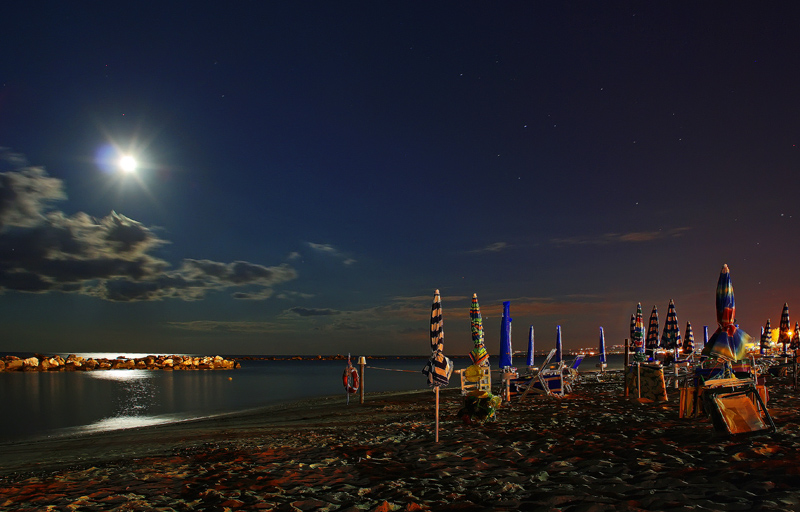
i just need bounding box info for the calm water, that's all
[0,353,623,442]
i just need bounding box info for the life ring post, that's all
[358,356,367,404]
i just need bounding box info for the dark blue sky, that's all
[1,2,799,356]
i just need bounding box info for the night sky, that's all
[1,2,799,357]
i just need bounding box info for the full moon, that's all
[118,155,138,174]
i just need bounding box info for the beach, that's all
[2,373,800,511]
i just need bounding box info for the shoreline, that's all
[4,376,800,510]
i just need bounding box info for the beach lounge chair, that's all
[460,364,491,396]
[700,377,775,435]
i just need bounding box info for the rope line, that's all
[365,366,420,373]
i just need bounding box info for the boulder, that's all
[22,357,39,369]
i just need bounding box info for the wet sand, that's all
[2,373,800,511]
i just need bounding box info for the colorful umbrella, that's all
[469,293,489,366]
[779,303,791,354]
[629,314,636,351]
[793,321,800,351]
[661,299,682,354]
[633,303,645,353]
[599,326,607,366]
[499,301,513,368]
[646,305,660,352]
[701,264,752,361]
[422,289,453,387]
[682,321,695,355]
[526,326,535,368]
[555,325,563,363]
[760,320,772,355]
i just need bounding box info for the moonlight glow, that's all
[118,156,138,174]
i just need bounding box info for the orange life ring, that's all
[343,365,359,394]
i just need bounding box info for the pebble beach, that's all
[2,372,800,511]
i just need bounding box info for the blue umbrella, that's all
[499,301,513,369]
[599,326,607,366]
[702,326,709,352]
[526,326,535,368]
[555,325,563,363]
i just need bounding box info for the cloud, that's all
[286,307,342,317]
[468,242,510,254]
[0,160,297,301]
[307,242,356,265]
[551,228,690,246]
[166,321,279,333]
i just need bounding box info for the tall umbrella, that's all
[702,326,709,352]
[555,325,563,363]
[702,264,752,361]
[682,321,695,355]
[499,301,513,369]
[661,299,682,356]
[646,305,660,353]
[630,314,636,352]
[633,303,645,353]
[421,289,453,443]
[760,320,772,355]
[598,326,607,368]
[793,321,800,351]
[779,303,791,354]
[469,293,489,366]
[526,326,535,368]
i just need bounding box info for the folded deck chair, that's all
[517,348,557,400]
[701,379,776,435]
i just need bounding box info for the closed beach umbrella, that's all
[779,303,791,354]
[469,293,489,366]
[682,321,695,355]
[526,326,535,368]
[661,299,682,356]
[630,314,636,351]
[422,289,453,387]
[793,322,800,351]
[555,325,563,363]
[646,306,660,352]
[499,301,513,369]
[760,321,772,355]
[422,289,453,443]
[702,326,709,352]
[633,303,645,353]
[599,326,607,365]
[701,264,752,361]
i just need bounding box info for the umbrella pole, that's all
[434,386,440,443]
[358,356,366,404]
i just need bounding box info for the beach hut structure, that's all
[422,289,453,442]
[779,303,791,355]
[701,264,752,362]
[499,301,513,369]
[661,299,682,358]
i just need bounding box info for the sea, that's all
[0,353,625,443]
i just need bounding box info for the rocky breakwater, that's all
[0,354,240,372]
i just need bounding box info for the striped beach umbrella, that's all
[701,264,752,361]
[422,289,453,387]
[555,325,563,363]
[682,321,695,355]
[469,293,489,366]
[526,326,535,368]
[793,321,800,351]
[646,305,660,352]
[499,301,513,368]
[661,299,682,354]
[760,320,772,355]
[630,314,636,351]
[599,326,607,366]
[633,303,645,353]
[779,303,791,354]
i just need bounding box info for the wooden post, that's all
[434,386,440,443]
[358,356,366,404]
